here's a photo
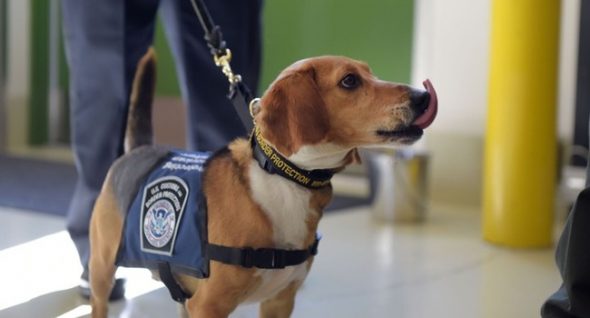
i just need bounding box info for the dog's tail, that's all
[124,47,157,153]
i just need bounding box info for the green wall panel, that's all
[27,1,414,145]
[29,0,49,145]
[154,18,181,97]
[151,0,414,96]
[260,0,414,91]
[29,1,70,145]
[58,15,70,143]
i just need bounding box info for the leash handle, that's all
[188,0,255,133]
[189,0,226,56]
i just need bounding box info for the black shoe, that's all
[79,270,126,301]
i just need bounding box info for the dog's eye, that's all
[339,74,361,90]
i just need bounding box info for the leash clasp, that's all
[214,49,242,85]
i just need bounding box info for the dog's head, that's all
[255,56,437,169]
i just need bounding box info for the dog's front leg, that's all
[185,297,236,318]
[184,285,240,318]
[177,302,189,318]
[89,262,116,318]
[88,184,124,318]
[259,281,301,318]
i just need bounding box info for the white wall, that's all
[6,0,30,149]
[411,0,581,206]
[412,0,491,136]
[559,0,582,143]
[7,0,30,99]
[413,0,580,140]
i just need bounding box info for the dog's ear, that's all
[258,67,329,155]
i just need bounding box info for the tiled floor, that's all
[0,204,562,318]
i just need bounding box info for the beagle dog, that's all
[88,49,438,318]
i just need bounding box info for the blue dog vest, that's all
[116,150,211,278]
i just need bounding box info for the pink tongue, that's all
[413,79,438,129]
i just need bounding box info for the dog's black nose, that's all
[409,89,430,114]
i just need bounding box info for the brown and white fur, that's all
[88,48,433,318]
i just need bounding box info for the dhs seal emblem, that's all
[140,176,189,255]
[144,200,176,248]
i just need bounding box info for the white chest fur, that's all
[248,161,315,249]
[245,161,316,302]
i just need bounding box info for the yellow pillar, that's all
[483,0,560,247]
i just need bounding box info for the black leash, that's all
[188,0,334,189]
[188,0,225,56]
[188,0,255,133]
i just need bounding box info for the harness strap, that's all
[207,236,320,269]
[158,262,191,303]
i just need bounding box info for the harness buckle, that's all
[257,248,286,269]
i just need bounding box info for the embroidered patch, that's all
[140,176,189,255]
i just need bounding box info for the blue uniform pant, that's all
[61,0,262,269]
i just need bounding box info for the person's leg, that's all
[541,152,590,315]
[159,0,263,151]
[61,0,159,274]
